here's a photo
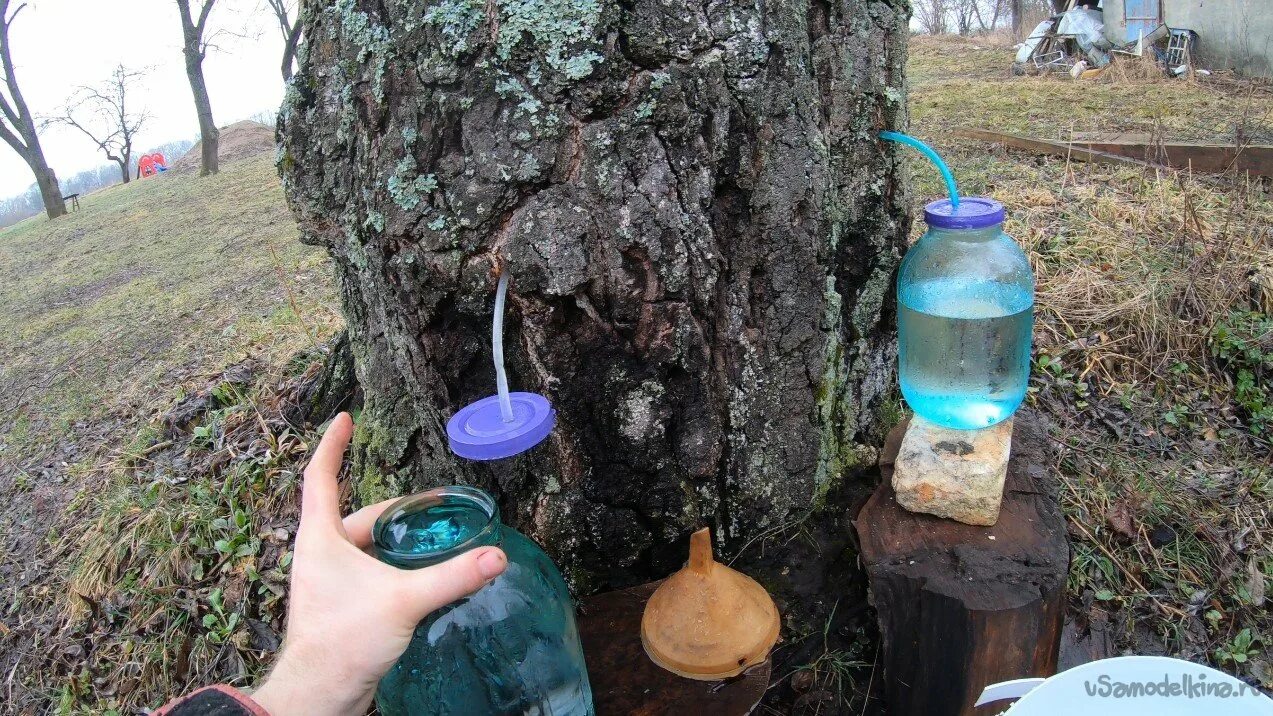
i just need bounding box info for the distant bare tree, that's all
[176,0,219,176]
[953,0,976,34]
[971,0,1009,32]
[0,0,65,218]
[54,65,149,184]
[918,0,1008,35]
[265,0,302,82]
[914,0,950,35]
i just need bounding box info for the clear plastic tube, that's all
[492,271,515,423]
[880,130,961,209]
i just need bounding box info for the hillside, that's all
[170,121,276,173]
[0,152,336,468]
[0,34,1269,714]
[0,151,339,711]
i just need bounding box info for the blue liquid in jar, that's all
[898,277,1033,430]
[382,503,489,555]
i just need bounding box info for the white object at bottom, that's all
[976,656,1272,715]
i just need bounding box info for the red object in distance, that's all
[137,152,168,178]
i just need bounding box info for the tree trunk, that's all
[117,157,130,184]
[281,25,299,83]
[0,0,66,219]
[184,55,219,176]
[29,149,66,219]
[280,0,910,606]
[177,0,219,178]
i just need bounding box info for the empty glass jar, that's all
[373,486,594,716]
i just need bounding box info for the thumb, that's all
[396,547,508,622]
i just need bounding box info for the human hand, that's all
[250,412,508,716]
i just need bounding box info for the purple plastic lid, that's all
[447,392,555,460]
[923,197,1005,229]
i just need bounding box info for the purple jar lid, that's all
[447,392,555,460]
[923,197,1005,229]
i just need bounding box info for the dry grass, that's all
[1022,169,1269,385]
[62,391,314,708]
[1097,54,1171,84]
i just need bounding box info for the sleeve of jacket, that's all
[152,685,271,716]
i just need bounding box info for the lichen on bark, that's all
[280,0,910,607]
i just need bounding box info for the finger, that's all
[300,412,355,534]
[342,498,400,549]
[397,547,508,621]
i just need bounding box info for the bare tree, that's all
[914,0,950,35]
[0,0,65,218]
[54,65,148,184]
[265,0,301,82]
[176,0,219,176]
[952,0,976,34]
[970,0,1009,32]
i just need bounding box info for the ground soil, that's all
[170,121,276,173]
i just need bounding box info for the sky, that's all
[0,0,289,197]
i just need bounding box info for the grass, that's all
[0,153,339,464]
[60,394,313,710]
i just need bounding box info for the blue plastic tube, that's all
[880,130,960,209]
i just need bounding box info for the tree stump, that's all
[854,410,1069,716]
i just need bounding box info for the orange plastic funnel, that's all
[640,528,780,680]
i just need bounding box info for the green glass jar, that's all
[373,486,594,716]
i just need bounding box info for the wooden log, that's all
[854,410,1069,716]
[577,580,771,715]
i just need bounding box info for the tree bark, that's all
[280,0,910,603]
[176,0,219,176]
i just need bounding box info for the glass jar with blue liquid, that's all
[897,197,1034,430]
[373,485,594,716]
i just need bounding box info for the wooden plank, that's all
[955,128,1273,177]
[953,128,1152,169]
[1073,140,1273,176]
[854,410,1069,716]
[577,580,771,715]
[1070,132,1152,143]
